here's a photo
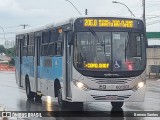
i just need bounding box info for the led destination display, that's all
[84,63,110,69]
[83,18,134,28]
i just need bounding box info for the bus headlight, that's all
[73,81,89,91]
[77,82,84,88]
[133,81,145,91]
[138,82,144,88]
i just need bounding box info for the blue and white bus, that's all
[15,16,147,108]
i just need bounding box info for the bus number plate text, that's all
[116,85,129,90]
[99,84,129,90]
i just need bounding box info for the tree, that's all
[6,46,15,66]
[0,45,6,54]
[0,45,15,66]
[6,47,15,57]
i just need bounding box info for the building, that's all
[146,32,160,76]
[4,40,15,49]
[0,53,11,63]
[0,53,15,71]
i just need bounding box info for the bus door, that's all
[64,31,72,99]
[17,37,23,87]
[34,34,41,92]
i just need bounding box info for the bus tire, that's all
[26,79,35,99]
[35,94,42,101]
[58,89,68,108]
[111,102,123,108]
[72,102,83,110]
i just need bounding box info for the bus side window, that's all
[22,35,28,56]
[41,31,49,56]
[15,37,19,56]
[48,43,56,56]
[28,33,35,56]
[129,33,142,57]
[50,30,56,42]
[55,31,63,56]
[48,30,56,56]
[136,35,142,56]
[56,42,62,56]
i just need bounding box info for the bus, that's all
[15,16,147,109]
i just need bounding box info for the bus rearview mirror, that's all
[68,31,74,45]
[146,37,148,48]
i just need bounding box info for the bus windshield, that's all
[74,31,146,72]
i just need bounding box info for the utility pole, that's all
[142,0,146,26]
[0,26,7,48]
[0,26,6,41]
[20,24,29,29]
[85,9,88,15]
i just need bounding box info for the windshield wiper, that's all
[89,28,100,43]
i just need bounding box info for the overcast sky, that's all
[0,0,160,45]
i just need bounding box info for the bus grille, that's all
[91,95,131,100]
[88,77,134,84]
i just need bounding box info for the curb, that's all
[157,79,160,81]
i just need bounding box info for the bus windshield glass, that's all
[74,31,146,72]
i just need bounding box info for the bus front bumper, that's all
[71,83,146,102]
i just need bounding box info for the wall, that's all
[147,47,160,75]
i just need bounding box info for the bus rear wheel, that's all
[111,102,124,108]
[35,94,42,101]
[26,80,35,99]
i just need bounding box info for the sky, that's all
[0,0,160,46]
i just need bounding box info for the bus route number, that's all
[84,19,97,27]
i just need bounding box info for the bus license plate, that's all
[116,85,129,90]
[106,96,117,100]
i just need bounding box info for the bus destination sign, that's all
[84,63,110,69]
[83,19,134,28]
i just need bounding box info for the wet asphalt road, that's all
[0,71,160,120]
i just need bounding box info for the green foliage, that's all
[0,45,6,53]
[6,46,15,66]
[6,47,15,57]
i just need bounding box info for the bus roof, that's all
[16,16,143,35]
[16,17,75,35]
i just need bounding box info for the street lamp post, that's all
[142,0,146,25]
[0,26,7,47]
[65,0,82,15]
[0,26,6,41]
[112,1,135,17]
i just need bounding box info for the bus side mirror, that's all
[68,31,74,45]
[145,37,148,48]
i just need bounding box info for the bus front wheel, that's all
[71,102,83,110]
[111,102,124,108]
[26,80,35,99]
[58,89,68,108]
